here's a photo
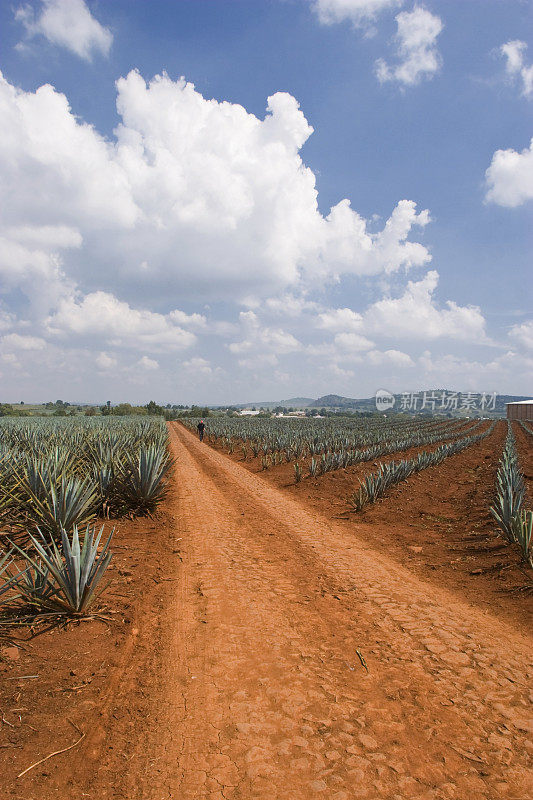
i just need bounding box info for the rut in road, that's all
[124,422,532,800]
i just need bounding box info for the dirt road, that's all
[88,420,528,800]
[14,420,528,800]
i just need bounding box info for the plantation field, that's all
[0,417,532,798]
[199,417,533,616]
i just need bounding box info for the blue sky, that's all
[0,0,531,404]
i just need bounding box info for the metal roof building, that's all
[506,399,533,421]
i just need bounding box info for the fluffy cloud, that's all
[0,69,432,317]
[0,66,514,401]
[229,311,301,370]
[485,137,533,207]
[313,0,403,27]
[265,294,319,316]
[182,357,212,375]
[137,356,159,371]
[376,7,443,86]
[509,320,533,350]
[95,352,117,371]
[46,291,196,352]
[15,0,112,60]
[1,333,47,350]
[318,307,363,332]
[366,348,414,366]
[500,40,533,98]
[321,198,431,276]
[333,332,375,351]
[312,271,488,344]
[360,271,488,341]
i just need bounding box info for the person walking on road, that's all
[197,419,205,442]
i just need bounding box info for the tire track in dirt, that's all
[149,422,531,800]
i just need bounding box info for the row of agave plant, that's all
[301,419,483,479]
[347,422,496,512]
[184,416,476,473]
[0,417,173,620]
[490,422,532,567]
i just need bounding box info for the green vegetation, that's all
[490,422,532,567]
[0,416,173,620]
[181,415,476,475]
[1,524,113,618]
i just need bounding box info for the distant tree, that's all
[84,407,97,416]
[112,403,134,416]
[145,400,165,415]
[53,407,67,416]
[20,401,24,405]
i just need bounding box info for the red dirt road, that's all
[4,421,532,799]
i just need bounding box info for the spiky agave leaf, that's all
[2,525,113,615]
[18,474,98,536]
[118,445,173,512]
[510,510,533,567]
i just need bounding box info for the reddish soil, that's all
[208,419,533,629]
[1,421,532,799]
[513,421,533,497]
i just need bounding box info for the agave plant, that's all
[490,424,527,543]
[18,473,98,536]
[348,486,368,512]
[510,510,533,567]
[118,445,173,513]
[1,524,113,616]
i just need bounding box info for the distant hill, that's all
[310,394,361,408]
[216,392,532,415]
[309,392,533,414]
[281,397,315,407]
[229,397,315,409]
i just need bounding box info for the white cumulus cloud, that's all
[182,357,212,375]
[0,69,433,317]
[509,320,533,350]
[137,356,159,371]
[376,7,443,86]
[361,271,488,341]
[46,291,196,352]
[500,40,533,98]
[485,137,533,207]
[95,351,117,371]
[318,307,364,332]
[229,311,301,364]
[15,0,112,60]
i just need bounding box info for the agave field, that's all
[183,415,476,472]
[0,417,173,620]
[183,414,533,570]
